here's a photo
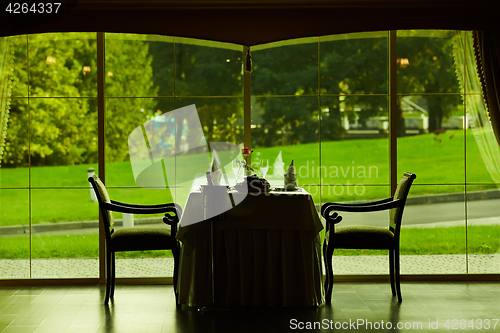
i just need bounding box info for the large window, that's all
[0,30,498,279]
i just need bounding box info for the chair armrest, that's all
[322,199,403,215]
[110,200,178,210]
[320,197,393,216]
[103,201,180,216]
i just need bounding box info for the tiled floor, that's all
[1,282,500,332]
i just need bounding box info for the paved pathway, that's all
[1,255,498,279]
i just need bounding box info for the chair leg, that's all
[105,249,112,304]
[172,242,180,309]
[110,252,116,301]
[322,239,328,295]
[389,249,396,296]
[395,249,402,302]
[324,242,335,304]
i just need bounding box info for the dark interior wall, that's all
[1,0,500,45]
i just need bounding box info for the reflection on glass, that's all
[106,98,175,187]
[176,97,244,146]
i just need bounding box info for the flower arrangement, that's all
[241,147,254,176]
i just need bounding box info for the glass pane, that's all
[31,189,99,278]
[251,96,319,186]
[8,35,29,97]
[466,96,499,184]
[321,185,390,208]
[28,98,97,187]
[1,98,29,187]
[176,97,244,145]
[0,189,30,278]
[397,30,462,96]
[401,184,466,274]
[397,95,465,184]
[175,40,243,96]
[253,40,318,96]
[105,97,174,187]
[106,34,172,98]
[320,32,389,95]
[320,95,389,185]
[28,33,97,97]
[466,184,500,274]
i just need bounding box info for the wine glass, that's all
[252,152,261,177]
[260,159,269,179]
[232,159,241,185]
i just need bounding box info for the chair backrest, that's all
[389,172,416,232]
[88,175,114,243]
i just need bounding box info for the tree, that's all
[251,36,388,147]
[105,38,158,162]
[2,34,159,167]
[3,35,98,167]
[397,33,461,132]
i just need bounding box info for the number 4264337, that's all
[6,3,61,14]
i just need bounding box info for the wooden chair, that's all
[321,172,416,303]
[89,175,182,305]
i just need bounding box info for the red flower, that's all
[242,147,253,156]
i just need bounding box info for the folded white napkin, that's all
[273,151,285,177]
[284,160,298,190]
[211,149,222,185]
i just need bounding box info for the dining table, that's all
[175,185,324,307]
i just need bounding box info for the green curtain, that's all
[0,36,13,169]
[473,31,500,148]
[453,31,500,183]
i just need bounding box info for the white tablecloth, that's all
[176,188,324,307]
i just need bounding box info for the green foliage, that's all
[105,39,158,162]
[2,34,158,167]
[1,33,464,167]
[170,43,244,144]
[397,33,461,132]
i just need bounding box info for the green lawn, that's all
[0,128,497,226]
[0,225,498,259]
[0,233,173,259]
